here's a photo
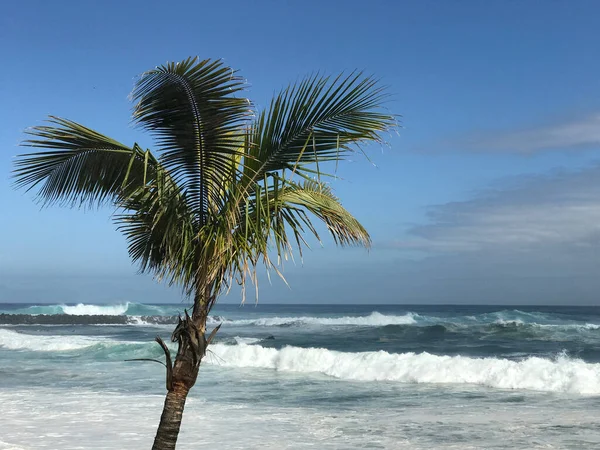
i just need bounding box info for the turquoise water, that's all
[1,303,600,449]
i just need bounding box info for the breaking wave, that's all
[223,312,418,327]
[2,328,600,394]
[208,343,600,394]
[0,329,107,352]
[61,303,130,315]
[0,311,418,327]
[11,302,178,316]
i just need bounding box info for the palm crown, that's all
[14,57,396,320]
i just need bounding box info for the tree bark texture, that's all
[151,312,207,450]
[151,384,190,450]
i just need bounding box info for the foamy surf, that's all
[0,329,105,352]
[224,311,418,327]
[8,302,180,317]
[61,303,131,315]
[207,343,600,394]
[6,328,599,395]
[3,303,600,449]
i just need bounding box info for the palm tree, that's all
[13,57,396,449]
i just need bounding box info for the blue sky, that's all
[2,0,600,304]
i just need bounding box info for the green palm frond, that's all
[14,116,159,207]
[276,179,370,248]
[115,171,196,289]
[243,72,396,186]
[131,57,251,224]
[224,177,371,302]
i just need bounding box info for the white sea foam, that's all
[208,343,600,394]
[531,322,600,331]
[126,316,148,325]
[206,315,226,325]
[223,312,417,327]
[493,320,600,331]
[493,319,526,326]
[61,303,131,315]
[232,336,263,345]
[2,388,600,450]
[0,329,104,352]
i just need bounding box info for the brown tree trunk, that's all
[152,383,191,450]
[151,312,207,450]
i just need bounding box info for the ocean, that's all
[1,303,600,449]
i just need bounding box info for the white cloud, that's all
[396,166,600,253]
[462,114,600,153]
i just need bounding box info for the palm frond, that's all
[115,171,197,290]
[243,72,396,186]
[223,177,370,302]
[131,57,252,224]
[14,116,158,207]
[275,179,371,248]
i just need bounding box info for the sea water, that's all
[1,303,600,449]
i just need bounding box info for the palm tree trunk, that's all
[152,311,206,450]
[152,383,191,450]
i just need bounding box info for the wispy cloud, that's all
[394,166,600,252]
[460,114,600,153]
